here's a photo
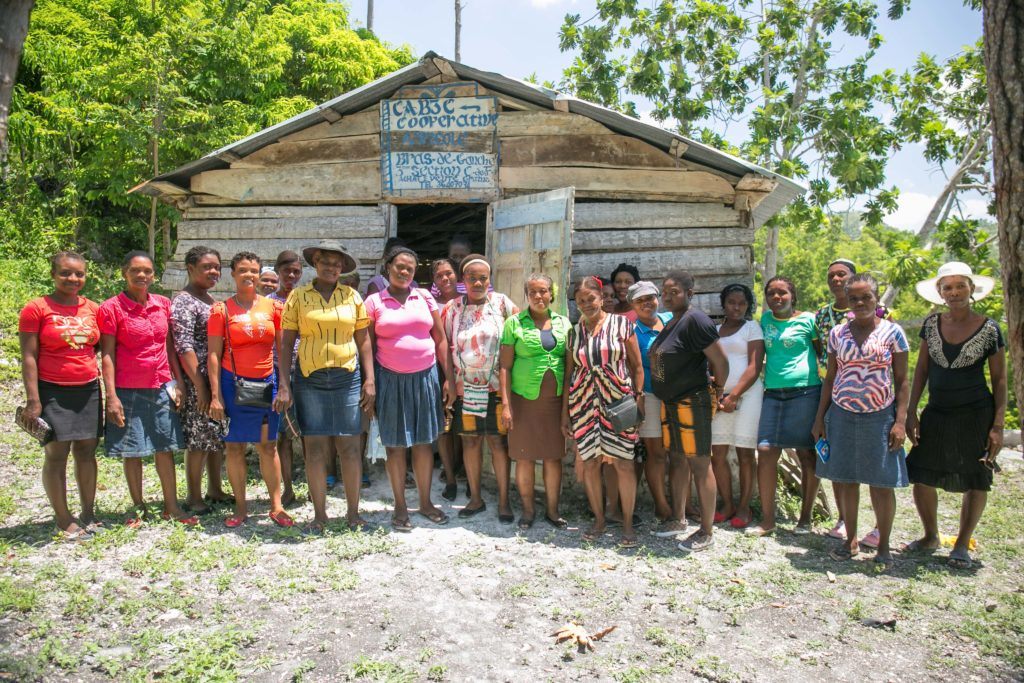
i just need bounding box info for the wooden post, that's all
[454,0,462,61]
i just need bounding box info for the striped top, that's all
[280,282,369,377]
[828,319,909,413]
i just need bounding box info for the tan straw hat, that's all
[301,239,360,274]
[914,261,996,305]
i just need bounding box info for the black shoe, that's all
[458,502,487,518]
[442,482,458,501]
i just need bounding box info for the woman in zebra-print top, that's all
[561,276,645,548]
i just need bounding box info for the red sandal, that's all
[269,510,294,528]
[224,515,248,528]
[162,513,200,526]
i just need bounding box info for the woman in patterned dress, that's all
[443,254,519,522]
[812,274,910,567]
[172,246,230,514]
[562,276,646,547]
[903,262,1006,570]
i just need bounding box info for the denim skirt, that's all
[221,368,279,444]
[757,385,820,449]
[294,367,363,437]
[375,364,444,448]
[104,385,184,458]
[817,403,908,488]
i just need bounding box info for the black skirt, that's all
[38,379,103,443]
[907,396,993,492]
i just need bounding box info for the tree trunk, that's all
[366,0,373,33]
[0,0,34,150]
[454,0,462,62]
[983,0,1024,416]
[763,222,780,281]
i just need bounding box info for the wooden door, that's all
[486,187,574,314]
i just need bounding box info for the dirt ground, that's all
[0,381,1021,682]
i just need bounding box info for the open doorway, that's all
[395,203,489,285]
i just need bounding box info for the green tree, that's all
[558,0,902,279]
[0,0,413,261]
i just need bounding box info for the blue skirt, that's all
[294,367,363,437]
[818,403,908,488]
[375,364,443,448]
[221,368,279,444]
[104,385,184,458]
[757,385,820,449]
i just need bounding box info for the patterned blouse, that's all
[171,291,214,376]
[919,313,1004,409]
[815,302,891,366]
[567,314,638,461]
[442,293,517,395]
[827,319,909,413]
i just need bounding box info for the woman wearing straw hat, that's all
[275,240,374,532]
[904,262,1007,569]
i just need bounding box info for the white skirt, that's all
[711,381,763,449]
[638,395,663,439]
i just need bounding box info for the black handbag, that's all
[223,301,273,409]
[601,393,644,433]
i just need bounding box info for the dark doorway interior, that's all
[396,203,488,284]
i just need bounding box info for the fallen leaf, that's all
[599,563,618,571]
[770,602,788,608]
[826,571,837,583]
[591,625,617,641]
[729,577,746,585]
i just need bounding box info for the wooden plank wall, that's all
[183,80,767,208]
[571,202,754,318]
[163,205,388,294]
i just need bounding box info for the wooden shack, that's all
[132,52,805,313]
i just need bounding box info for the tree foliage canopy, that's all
[1,0,413,259]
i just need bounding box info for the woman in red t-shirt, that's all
[18,252,103,539]
[208,251,292,529]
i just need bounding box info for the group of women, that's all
[18,243,1007,568]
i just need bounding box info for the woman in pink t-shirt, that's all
[18,251,102,539]
[99,251,194,527]
[365,246,453,532]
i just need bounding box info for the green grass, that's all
[0,576,40,613]
[350,656,417,682]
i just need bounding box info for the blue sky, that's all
[362,0,986,231]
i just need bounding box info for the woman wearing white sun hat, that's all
[903,262,1007,570]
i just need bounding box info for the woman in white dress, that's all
[710,284,764,528]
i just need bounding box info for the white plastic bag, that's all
[367,417,387,462]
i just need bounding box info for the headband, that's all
[260,266,276,275]
[461,258,490,273]
[829,258,857,273]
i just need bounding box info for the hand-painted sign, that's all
[380,95,499,200]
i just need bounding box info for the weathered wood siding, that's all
[571,202,753,317]
[163,205,389,293]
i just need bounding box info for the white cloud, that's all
[884,191,992,232]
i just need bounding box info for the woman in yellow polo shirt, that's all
[275,240,375,532]
[498,273,571,529]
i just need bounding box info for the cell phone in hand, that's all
[815,437,830,464]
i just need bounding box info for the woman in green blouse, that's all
[499,274,571,529]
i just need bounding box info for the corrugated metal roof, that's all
[140,52,806,226]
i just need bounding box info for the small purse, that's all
[15,406,54,446]
[223,302,273,409]
[601,394,643,433]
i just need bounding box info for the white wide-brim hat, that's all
[915,261,996,305]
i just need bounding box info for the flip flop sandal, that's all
[874,555,895,570]
[59,527,90,543]
[618,536,639,549]
[269,510,295,528]
[829,547,859,561]
[205,494,236,506]
[419,510,450,526]
[744,526,775,537]
[182,502,213,515]
[224,515,248,528]
[713,511,728,523]
[947,549,974,570]
[729,516,750,529]
[581,527,605,543]
[347,518,369,532]
[304,522,325,536]
[544,516,568,529]
[899,539,938,554]
[162,513,200,526]
[517,516,535,530]
[793,523,812,536]
[859,528,881,549]
[391,517,413,533]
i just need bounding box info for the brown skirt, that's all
[508,372,565,461]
